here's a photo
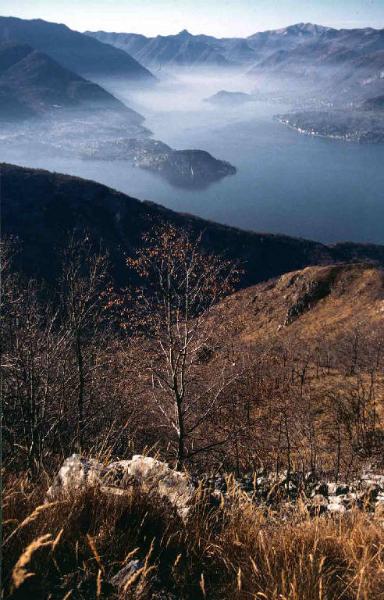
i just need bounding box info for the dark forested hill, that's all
[0,43,143,121]
[0,16,155,83]
[2,163,384,289]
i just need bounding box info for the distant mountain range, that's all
[2,163,384,289]
[87,23,338,69]
[1,17,381,101]
[0,16,155,83]
[86,29,232,68]
[0,42,143,122]
[87,23,384,101]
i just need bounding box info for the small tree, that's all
[1,239,67,475]
[126,224,240,469]
[61,234,109,452]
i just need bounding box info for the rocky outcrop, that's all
[202,469,384,517]
[46,455,104,497]
[284,275,332,325]
[48,455,384,520]
[47,454,194,519]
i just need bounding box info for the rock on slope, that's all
[48,454,384,521]
[47,454,194,519]
[216,263,384,344]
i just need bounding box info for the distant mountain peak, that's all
[176,29,192,37]
[277,22,334,34]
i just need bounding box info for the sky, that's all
[0,0,383,37]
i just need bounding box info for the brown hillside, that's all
[217,263,384,345]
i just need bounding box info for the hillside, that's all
[216,263,384,346]
[2,163,384,288]
[0,16,155,83]
[0,42,143,121]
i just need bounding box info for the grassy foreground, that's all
[2,472,384,599]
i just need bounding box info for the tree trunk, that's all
[176,397,185,470]
[75,331,85,452]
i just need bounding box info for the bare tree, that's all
[126,224,240,469]
[60,234,109,451]
[1,239,68,474]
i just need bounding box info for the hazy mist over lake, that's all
[2,69,384,244]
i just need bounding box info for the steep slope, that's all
[216,263,384,345]
[0,43,143,121]
[0,16,155,83]
[2,164,384,289]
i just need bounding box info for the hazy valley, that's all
[1,18,384,241]
[2,9,384,600]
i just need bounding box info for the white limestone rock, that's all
[127,455,194,519]
[47,454,194,519]
[46,454,103,500]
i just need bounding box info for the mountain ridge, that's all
[2,163,384,289]
[0,16,155,83]
[86,23,384,100]
[0,42,143,121]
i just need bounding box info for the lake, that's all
[2,70,384,244]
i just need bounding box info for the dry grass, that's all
[2,471,384,599]
[217,263,384,345]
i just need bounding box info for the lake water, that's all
[2,71,384,244]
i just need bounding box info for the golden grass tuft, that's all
[11,533,53,591]
[2,471,384,599]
